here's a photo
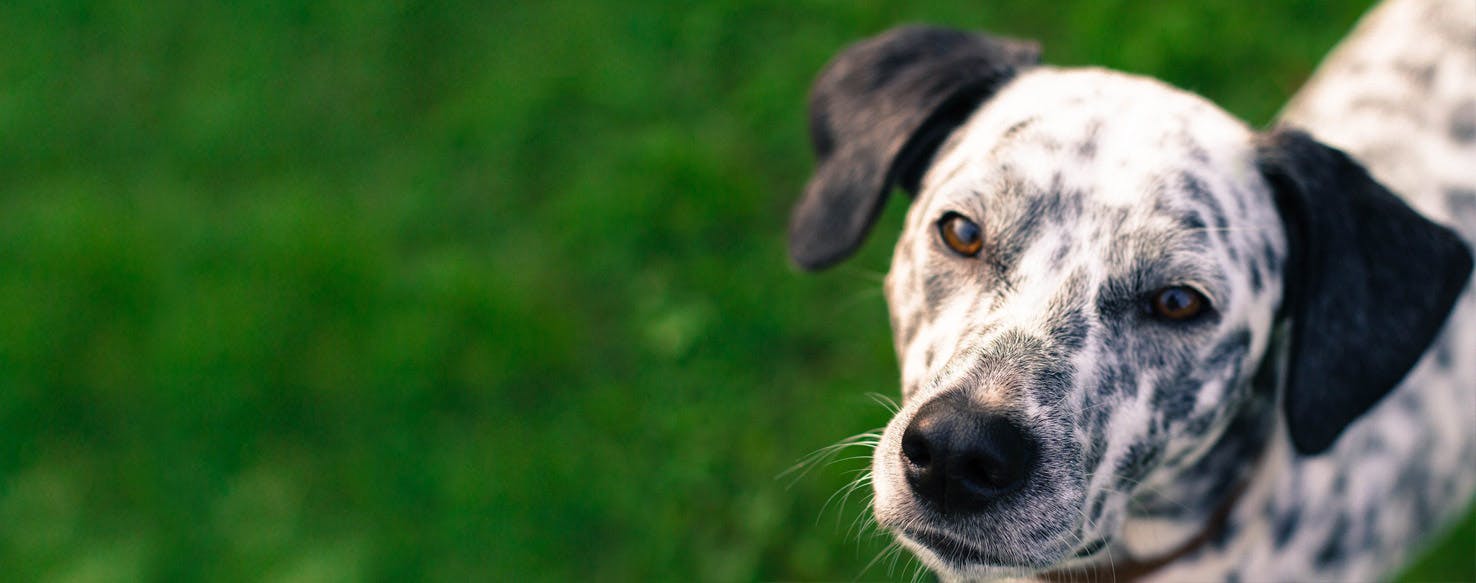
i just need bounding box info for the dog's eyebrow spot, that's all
[1178,210,1208,233]
[1174,172,1230,232]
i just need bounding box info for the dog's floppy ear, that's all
[1257,127,1473,455]
[789,26,1040,270]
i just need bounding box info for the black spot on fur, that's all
[1206,329,1251,370]
[1180,210,1208,232]
[1154,375,1199,423]
[1049,308,1089,353]
[1184,413,1214,437]
[1186,143,1211,165]
[1115,441,1163,488]
[991,182,1085,284]
[924,271,954,305]
[1158,329,1251,424]
[1030,359,1075,407]
[1089,490,1110,523]
[1394,60,1436,91]
[1315,515,1350,567]
[1397,463,1435,522]
[1083,427,1107,470]
[1096,362,1136,400]
[1449,100,1476,143]
[1093,397,1112,429]
[1050,236,1073,268]
[1449,187,1476,230]
[1273,506,1301,547]
[1148,328,1248,425]
[1261,240,1282,273]
[1434,340,1453,369]
[896,313,920,347]
[1178,172,1229,231]
[1212,515,1240,548]
[1001,117,1038,140]
[1077,120,1102,159]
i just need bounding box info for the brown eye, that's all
[938,213,983,257]
[1149,286,1209,321]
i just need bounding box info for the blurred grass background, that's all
[0,0,1471,580]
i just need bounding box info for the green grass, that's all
[0,0,1470,580]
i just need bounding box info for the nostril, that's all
[901,432,932,468]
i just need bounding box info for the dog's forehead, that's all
[922,68,1258,209]
[885,67,1277,343]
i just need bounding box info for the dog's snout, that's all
[900,397,1037,515]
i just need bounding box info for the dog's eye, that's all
[937,213,983,257]
[1148,286,1210,321]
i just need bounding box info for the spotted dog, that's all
[787,1,1475,580]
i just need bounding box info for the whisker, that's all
[778,429,883,486]
[818,472,874,525]
[1180,225,1272,234]
[857,540,903,580]
[832,285,887,313]
[864,391,902,414]
[839,266,889,284]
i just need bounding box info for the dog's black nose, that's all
[900,396,1036,515]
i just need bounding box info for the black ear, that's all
[1257,127,1473,455]
[789,26,1040,270]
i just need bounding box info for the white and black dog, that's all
[788,1,1475,580]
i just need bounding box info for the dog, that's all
[787,1,1475,580]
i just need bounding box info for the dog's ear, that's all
[1257,127,1473,455]
[789,26,1040,270]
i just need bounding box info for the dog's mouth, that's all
[900,527,1051,570]
[903,528,1000,566]
[903,526,1112,576]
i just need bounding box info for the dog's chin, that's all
[895,527,1068,580]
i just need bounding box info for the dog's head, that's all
[790,27,1472,578]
